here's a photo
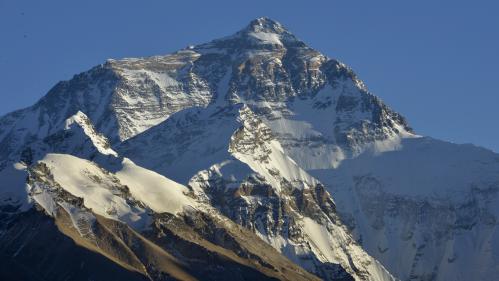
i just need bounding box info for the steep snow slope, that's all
[34,154,149,229]
[34,154,196,227]
[115,158,194,214]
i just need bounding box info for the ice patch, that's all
[248,32,283,46]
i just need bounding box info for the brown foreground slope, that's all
[0,205,320,281]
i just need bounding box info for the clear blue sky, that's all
[1,0,498,152]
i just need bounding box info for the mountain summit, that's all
[1,18,499,281]
[244,17,287,33]
[201,16,302,49]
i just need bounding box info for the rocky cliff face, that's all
[1,17,498,281]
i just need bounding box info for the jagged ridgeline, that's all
[1,17,499,281]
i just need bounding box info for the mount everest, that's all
[1,17,498,281]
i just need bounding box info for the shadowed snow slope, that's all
[310,137,499,281]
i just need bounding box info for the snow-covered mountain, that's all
[1,17,498,281]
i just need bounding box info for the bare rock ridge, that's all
[1,17,499,281]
